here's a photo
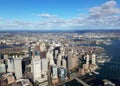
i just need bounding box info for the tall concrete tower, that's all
[57,54,62,67]
[41,58,48,75]
[92,54,96,65]
[7,58,15,73]
[55,50,59,60]
[62,59,67,68]
[28,45,32,60]
[68,51,74,70]
[32,59,41,82]
[73,53,78,67]
[14,58,22,79]
[52,65,58,79]
[86,55,89,65]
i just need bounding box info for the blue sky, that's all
[0,0,120,30]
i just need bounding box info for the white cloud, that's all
[89,0,120,19]
[0,1,120,30]
[33,13,57,18]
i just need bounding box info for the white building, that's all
[40,42,46,52]
[62,59,67,68]
[92,54,96,65]
[0,63,6,73]
[57,54,62,67]
[48,51,55,66]
[41,58,48,75]
[32,59,41,82]
[14,58,23,79]
[16,79,32,86]
[7,58,15,73]
[4,54,8,59]
[55,50,59,59]
[2,73,15,84]
[46,51,51,59]
[86,55,89,65]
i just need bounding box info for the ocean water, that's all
[97,39,120,80]
[0,45,11,49]
[62,79,83,86]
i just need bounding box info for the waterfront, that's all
[65,39,120,85]
[0,32,120,86]
[97,39,120,80]
[87,39,120,86]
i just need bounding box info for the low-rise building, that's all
[2,73,15,85]
[16,79,33,86]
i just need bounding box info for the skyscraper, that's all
[92,54,96,65]
[14,58,23,79]
[41,58,48,75]
[73,53,78,67]
[7,58,15,73]
[28,45,32,60]
[68,51,74,70]
[55,50,59,60]
[32,59,41,82]
[47,51,55,66]
[0,63,6,73]
[86,55,89,65]
[57,54,62,67]
[40,42,46,52]
[52,65,58,79]
[62,59,67,68]
[58,68,67,82]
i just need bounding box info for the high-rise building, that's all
[28,45,32,60]
[48,51,55,66]
[7,58,15,73]
[55,50,58,60]
[92,54,96,65]
[68,51,74,70]
[57,54,62,67]
[52,66,58,79]
[50,58,55,66]
[46,51,51,59]
[4,55,8,59]
[40,42,46,52]
[0,63,6,73]
[73,53,78,67]
[32,59,41,82]
[22,58,31,74]
[0,54,4,59]
[58,68,67,82]
[14,58,23,79]
[41,58,48,75]
[34,50,40,56]
[62,59,67,68]
[86,55,89,65]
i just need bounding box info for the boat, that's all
[93,71,100,75]
[89,73,93,76]
[97,59,105,63]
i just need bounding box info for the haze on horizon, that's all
[0,0,120,30]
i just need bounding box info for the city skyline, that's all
[0,0,120,30]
